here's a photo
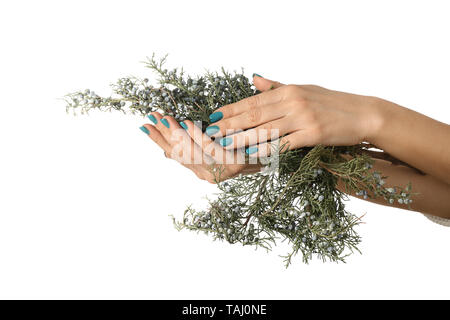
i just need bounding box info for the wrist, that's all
[363,96,391,145]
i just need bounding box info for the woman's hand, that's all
[140,112,261,183]
[207,74,450,185]
[205,75,382,156]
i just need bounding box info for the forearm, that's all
[337,158,450,218]
[367,98,450,184]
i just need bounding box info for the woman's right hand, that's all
[206,76,382,157]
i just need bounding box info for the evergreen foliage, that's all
[65,54,413,266]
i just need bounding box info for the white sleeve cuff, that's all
[423,214,450,227]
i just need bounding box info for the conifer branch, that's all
[65,54,415,266]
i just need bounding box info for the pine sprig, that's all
[65,54,415,267]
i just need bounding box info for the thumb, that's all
[252,74,284,91]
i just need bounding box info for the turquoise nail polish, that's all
[219,137,232,147]
[246,146,258,155]
[205,125,220,136]
[147,114,157,124]
[209,112,223,123]
[252,73,263,78]
[160,118,170,128]
[139,126,150,135]
[180,121,188,130]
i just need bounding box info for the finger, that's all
[149,112,193,147]
[146,113,203,164]
[167,119,216,165]
[149,112,190,146]
[205,101,289,138]
[141,123,173,156]
[209,86,285,122]
[182,119,224,160]
[143,117,224,181]
[219,117,294,150]
[252,74,284,91]
[181,120,249,182]
[183,120,244,166]
[148,112,179,138]
[245,130,315,157]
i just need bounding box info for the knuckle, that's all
[176,149,184,160]
[292,96,308,109]
[220,118,230,130]
[282,84,299,96]
[165,147,173,158]
[246,106,262,124]
[171,139,183,150]
[260,122,274,140]
[310,125,323,142]
[209,147,216,158]
[279,137,292,152]
[246,94,261,108]
[219,104,232,117]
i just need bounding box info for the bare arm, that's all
[143,75,450,218]
[368,98,450,185]
[337,158,450,219]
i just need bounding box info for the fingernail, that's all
[209,112,223,123]
[160,118,170,128]
[147,114,157,124]
[139,126,150,135]
[219,137,233,147]
[246,146,258,155]
[205,125,220,136]
[252,73,263,78]
[180,121,188,130]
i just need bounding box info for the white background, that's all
[0,0,449,299]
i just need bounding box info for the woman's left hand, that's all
[140,112,261,183]
[205,75,383,156]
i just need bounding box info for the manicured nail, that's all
[252,73,263,78]
[147,114,157,124]
[180,121,188,130]
[246,146,258,155]
[160,118,170,128]
[209,112,223,123]
[205,125,220,136]
[139,126,150,135]
[219,137,233,147]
